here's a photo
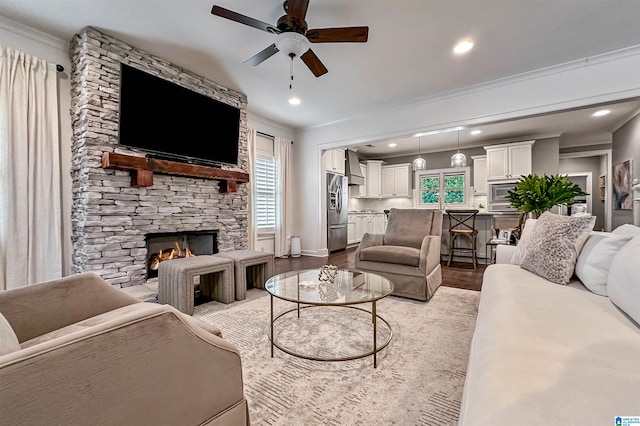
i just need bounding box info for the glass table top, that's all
[265,268,394,306]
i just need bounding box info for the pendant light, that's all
[451,130,467,167]
[412,136,426,171]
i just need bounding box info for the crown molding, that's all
[0,16,68,51]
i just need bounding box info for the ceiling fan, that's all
[211,0,369,77]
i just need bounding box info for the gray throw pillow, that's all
[520,212,595,285]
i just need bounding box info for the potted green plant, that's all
[506,174,588,218]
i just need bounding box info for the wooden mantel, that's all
[102,152,249,193]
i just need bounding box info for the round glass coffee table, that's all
[265,268,393,368]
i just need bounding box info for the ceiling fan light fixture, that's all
[288,95,301,105]
[275,32,310,57]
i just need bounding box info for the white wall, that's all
[293,47,640,255]
[0,17,73,275]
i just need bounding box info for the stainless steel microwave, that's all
[489,182,516,204]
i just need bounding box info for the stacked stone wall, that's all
[69,27,248,286]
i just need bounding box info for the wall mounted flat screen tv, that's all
[118,63,240,166]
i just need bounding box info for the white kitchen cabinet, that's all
[372,214,385,234]
[358,163,367,197]
[353,213,385,242]
[366,160,384,198]
[355,214,366,241]
[471,155,487,195]
[347,214,357,244]
[381,164,412,197]
[323,148,346,174]
[484,141,534,181]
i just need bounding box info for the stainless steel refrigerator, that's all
[327,172,348,252]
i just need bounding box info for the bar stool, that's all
[446,209,480,269]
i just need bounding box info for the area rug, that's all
[194,286,480,426]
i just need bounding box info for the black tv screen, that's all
[118,63,240,166]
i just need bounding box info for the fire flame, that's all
[149,241,196,271]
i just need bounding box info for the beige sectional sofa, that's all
[459,220,640,425]
[0,273,249,426]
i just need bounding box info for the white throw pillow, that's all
[0,313,20,356]
[607,235,640,324]
[611,223,640,238]
[520,212,596,285]
[510,218,538,265]
[575,232,632,296]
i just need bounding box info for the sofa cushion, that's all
[520,212,595,284]
[611,223,640,237]
[460,264,640,426]
[575,232,632,296]
[0,313,20,356]
[607,235,640,324]
[359,245,421,267]
[509,218,538,265]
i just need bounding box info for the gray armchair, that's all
[355,208,443,301]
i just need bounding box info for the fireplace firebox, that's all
[145,231,218,279]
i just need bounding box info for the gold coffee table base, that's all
[269,300,393,368]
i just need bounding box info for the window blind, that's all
[255,156,276,229]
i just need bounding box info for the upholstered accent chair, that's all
[355,208,443,301]
[0,273,249,425]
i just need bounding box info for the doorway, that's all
[559,149,612,231]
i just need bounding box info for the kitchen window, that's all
[416,167,470,209]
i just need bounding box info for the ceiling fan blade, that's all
[306,27,369,43]
[300,49,328,77]
[244,44,280,66]
[211,5,280,34]
[286,0,310,23]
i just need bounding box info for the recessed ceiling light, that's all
[388,143,397,147]
[288,96,301,105]
[592,109,610,117]
[470,129,482,135]
[453,39,474,55]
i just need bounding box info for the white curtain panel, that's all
[246,128,257,250]
[0,46,62,290]
[274,137,292,257]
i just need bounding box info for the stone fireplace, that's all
[69,27,249,287]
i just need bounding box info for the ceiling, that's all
[353,99,640,158]
[1,0,640,141]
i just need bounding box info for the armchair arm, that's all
[0,272,139,343]
[495,244,518,264]
[354,233,384,261]
[0,304,247,425]
[419,235,441,275]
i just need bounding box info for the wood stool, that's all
[446,209,480,269]
[158,255,234,315]
[215,250,275,300]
